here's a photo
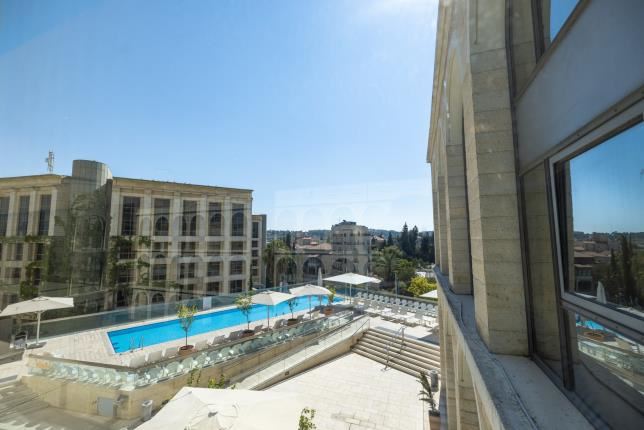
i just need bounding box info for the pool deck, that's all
[2,303,319,379]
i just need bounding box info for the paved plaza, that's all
[268,352,427,430]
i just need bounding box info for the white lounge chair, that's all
[195,339,208,350]
[164,347,177,359]
[209,335,226,346]
[128,355,147,368]
[147,350,163,363]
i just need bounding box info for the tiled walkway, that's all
[268,352,426,430]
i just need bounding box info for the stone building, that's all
[0,160,266,314]
[271,221,373,285]
[428,0,643,429]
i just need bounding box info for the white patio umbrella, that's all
[596,281,607,304]
[251,291,294,328]
[421,289,438,299]
[0,296,74,346]
[290,284,331,319]
[324,273,381,304]
[136,387,304,430]
[317,268,323,287]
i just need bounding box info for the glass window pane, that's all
[557,122,644,321]
[523,165,563,378]
[568,311,644,428]
[541,0,580,48]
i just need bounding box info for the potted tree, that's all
[235,293,255,337]
[323,287,335,316]
[177,304,198,356]
[418,371,440,428]
[286,297,299,326]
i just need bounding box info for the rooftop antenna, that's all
[45,151,54,173]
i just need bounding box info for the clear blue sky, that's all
[0,0,437,232]
[570,122,644,234]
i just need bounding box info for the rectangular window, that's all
[229,279,243,294]
[251,268,258,277]
[0,243,3,260]
[206,281,220,295]
[34,243,45,261]
[152,242,169,259]
[230,260,244,275]
[121,196,141,235]
[32,268,41,286]
[11,267,21,282]
[208,202,222,236]
[252,250,258,257]
[231,241,244,255]
[154,198,170,236]
[181,241,197,257]
[37,195,51,236]
[207,261,221,277]
[117,266,133,284]
[252,240,258,248]
[16,195,30,236]
[252,222,259,238]
[14,243,23,261]
[207,241,222,256]
[118,241,135,260]
[0,197,9,237]
[554,122,644,323]
[551,120,644,428]
[152,264,167,281]
[182,200,198,236]
[179,262,196,279]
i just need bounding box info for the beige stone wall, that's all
[428,0,527,357]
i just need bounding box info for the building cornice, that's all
[112,177,253,196]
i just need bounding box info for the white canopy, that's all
[136,388,304,430]
[251,291,294,328]
[0,296,74,345]
[317,268,323,287]
[420,290,438,299]
[289,284,331,297]
[290,284,331,319]
[324,273,381,303]
[323,273,381,285]
[0,296,74,317]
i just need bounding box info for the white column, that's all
[6,190,17,236]
[27,190,37,235]
[109,187,121,236]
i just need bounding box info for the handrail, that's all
[384,325,406,370]
[231,315,370,388]
[227,313,365,384]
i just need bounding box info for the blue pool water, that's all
[108,296,337,353]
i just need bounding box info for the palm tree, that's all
[263,240,290,287]
[374,246,402,287]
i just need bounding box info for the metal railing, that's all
[26,311,357,391]
[384,325,406,370]
[231,314,371,389]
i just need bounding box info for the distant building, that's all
[0,160,266,312]
[271,221,374,284]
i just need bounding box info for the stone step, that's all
[352,344,438,377]
[358,337,440,369]
[361,332,441,360]
[0,398,49,421]
[352,347,431,378]
[369,328,440,353]
[353,342,439,374]
[0,383,48,418]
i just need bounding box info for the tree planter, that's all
[428,412,441,429]
[178,345,194,356]
[240,330,254,338]
[286,318,298,326]
[323,307,333,316]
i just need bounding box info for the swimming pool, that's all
[108,296,338,353]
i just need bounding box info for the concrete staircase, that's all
[0,380,49,420]
[352,327,441,377]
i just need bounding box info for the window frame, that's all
[548,111,644,338]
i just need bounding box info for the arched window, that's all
[209,213,222,236]
[231,204,245,236]
[154,216,169,236]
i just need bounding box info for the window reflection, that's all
[540,0,580,48]
[558,122,644,320]
[570,312,644,427]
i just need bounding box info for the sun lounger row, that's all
[362,304,438,328]
[32,322,319,389]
